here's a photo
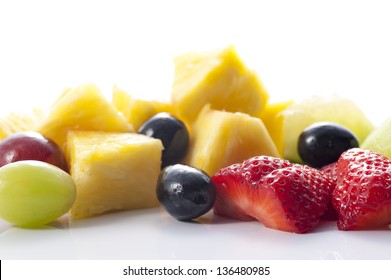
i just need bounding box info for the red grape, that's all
[0,131,68,172]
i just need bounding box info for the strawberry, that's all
[251,164,332,233]
[320,162,338,185]
[212,163,255,221]
[319,162,339,220]
[241,156,292,185]
[212,156,333,233]
[212,156,291,221]
[333,148,391,230]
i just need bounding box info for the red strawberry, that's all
[319,162,338,220]
[212,156,333,233]
[241,156,292,185]
[212,156,291,221]
[320,162,338,185]
[249,164,332,233]
[333,148,391,230]
[212,163,255,221]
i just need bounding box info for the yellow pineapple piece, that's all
[0,109,43,140]
[112,86,132,114]
[185,105,279,176]
[259,100,295,155]
[36,84,133,151]
[68,131,163,219]
[112,86,175,131]
[171,46,269,123]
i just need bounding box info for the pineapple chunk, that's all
[259,100,295,156]
[171,46,269,123]
[0,109,43,140]
[68,131,163,219]
[112,86,175,131]
[111,85,132,114]
[185,105,280,176]
[36,84,132,151]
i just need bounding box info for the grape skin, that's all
[0,160,76,227]
[0,131,68,172]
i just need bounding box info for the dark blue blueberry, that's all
[156,164,216,221]
[138,113,189,168]
[298,122,359,168]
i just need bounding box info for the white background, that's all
[1,0,391,124]
[1,0,391,262]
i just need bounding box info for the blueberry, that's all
[298,122,359,168]
[138,113,189,168]
[156,164,216,221]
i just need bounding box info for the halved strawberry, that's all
[241,156,292,185]
[320,162,338,185]
[212,163,255,221]
[212,156,333,233]
[212,156,291,221]
[333,148,391,230]
[249,165,332,233]
[319,162,338,220]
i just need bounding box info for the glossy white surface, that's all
[0,208,390,260]
[1,0,391,260]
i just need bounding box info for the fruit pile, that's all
[0,46,390,234]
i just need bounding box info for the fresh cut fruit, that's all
[281,95,374,163]
[112,86,175,131]
[36,84,133,152]
[171,46,269,123]
[212,156,333,233]
[333,148,391,230]
[362,115,391,158]
[185,105,279,176]
[298,122,359,168]
[156,164,216,221]
[0,131,68,172]
[259,100,294,155]
[319,162,338,220]
[0,109,43,140]
[0,160,76,227]
[67,131,163,219]
[138,113,189,167]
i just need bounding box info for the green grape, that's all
[0,160,76,227]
